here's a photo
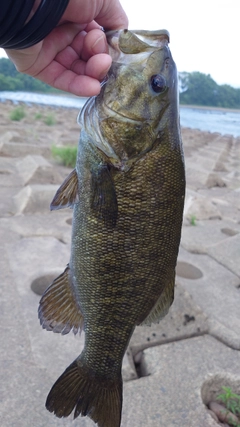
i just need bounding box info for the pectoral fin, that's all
[91,164,118,227]
[139,276,175,326]
[50,169,78,210]
[38,265,84,335]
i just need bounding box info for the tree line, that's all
[0,57,239,108]
[0,57,57,93]
[179,71,240,109]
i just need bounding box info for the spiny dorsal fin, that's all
[50,168,78,210]
[139,276,175,326]
[38,265,84,335]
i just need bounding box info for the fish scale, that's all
[38,29,185,427]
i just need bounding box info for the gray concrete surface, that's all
[1,105,240,427]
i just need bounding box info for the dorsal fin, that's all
[38,265,84,335]
[50,168,78,210]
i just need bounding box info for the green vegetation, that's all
[44,113,56,126]
[179,71,240,109]
[217,386,240,426]
[1,57,239,109]
[189,214,197,226]
[0,58,59,93]
[51,145,77,168]
[9,106,26,121]
[34,112,43,120]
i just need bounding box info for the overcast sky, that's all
[120,0,240,88]
[0,0,239,88]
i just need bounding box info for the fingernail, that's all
[99,65,111,82]
[92,35,108,54]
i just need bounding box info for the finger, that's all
[35,60,102,97]
[84,21,102,32]
[72,53,112,81]
[95,0,128,30]
[61,0,128,30]
[80,29,108,61]
[55,71,102,97]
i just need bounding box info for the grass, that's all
[190,214,197,226]
[34,112,43,120]
[51,145,77,168]
[43,113,56,126]
[217,386,240,426]
[9,106,26,121]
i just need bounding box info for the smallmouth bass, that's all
[38,29,185,427]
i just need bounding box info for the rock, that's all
[208,401,239,424]
[207,408,219,422]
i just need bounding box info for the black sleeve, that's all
[0,0,70,49]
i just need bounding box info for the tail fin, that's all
[46,358,123,427]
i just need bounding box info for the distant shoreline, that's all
[1,91,240,114]
[180,104,240,113]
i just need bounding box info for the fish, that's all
[38,29,185,427]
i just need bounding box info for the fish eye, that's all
[150,74,166,93]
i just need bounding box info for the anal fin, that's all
[139,276,175,326]
[38,265,84,335]
[50,168,78,210]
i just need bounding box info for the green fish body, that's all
[39,29,185,427]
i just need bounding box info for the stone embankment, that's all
[1,102,240,426]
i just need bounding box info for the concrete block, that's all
[184,189,222,220]
[121,336,240,427]
[13,184,59,214]
[185,166,210,189]
[0,211,72,245]
[177,247,240,349]
[0,141,50,157]
[129,284,208,357]
[0,130,20,149]
[199,188,240,219]
[0,157,21,186]
[206,173,226,188]
[16,155,62,185]
[207,233,240,277]
[181,219,240,254]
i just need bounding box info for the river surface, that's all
[0,91,240,137]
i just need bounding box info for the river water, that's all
[0,91,239,137]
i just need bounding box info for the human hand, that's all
[5,0,128,97]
